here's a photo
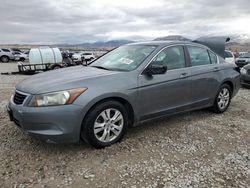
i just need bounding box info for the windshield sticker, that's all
[120,58,134,64]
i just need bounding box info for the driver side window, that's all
[151,46,186,70]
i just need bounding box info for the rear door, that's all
[137,45,192,120]
[186,45,220,107]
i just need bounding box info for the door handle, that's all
[179,72,189,79]
[213,67,219,71]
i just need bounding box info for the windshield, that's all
[239,53,250,58]
[90,45,157,71]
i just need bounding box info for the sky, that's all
[1,0,250,44]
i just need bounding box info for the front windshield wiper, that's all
[91,65,128,72]
[91,65,111,71]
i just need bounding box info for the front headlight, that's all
[29,88,87,107]
[240,68,247,75]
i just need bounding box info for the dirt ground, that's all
[0,63,250,188]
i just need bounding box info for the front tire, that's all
[212,84,232,113]
[81,101,128,148]
[1,56,9,63]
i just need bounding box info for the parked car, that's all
[236,52,250,67]
[240,64,250,87]
[0,48,15,62]
[72,52,95,63]
[224,50,235,64]
[71,51,83,63]
[13,51,29,61]
[7,38,240,148]
[81,52,95,61]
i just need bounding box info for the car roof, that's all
[126,40,209,49]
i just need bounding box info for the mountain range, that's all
[57,34,250,49]
[1,34,250,51]
[56,39,134,49]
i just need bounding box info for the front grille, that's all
[13,91,27,105]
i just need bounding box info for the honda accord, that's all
[7,37,240,148]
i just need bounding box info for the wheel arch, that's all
[212,79,233,113]
[0,55,10,60]
[80,95,136,129]
[221,80,234,94]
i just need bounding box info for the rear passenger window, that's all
[188,46,211,66]
[209,51,217,64]
[151,46,186,70]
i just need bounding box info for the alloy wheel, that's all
[217,88,230,110]
[94,108,124,143]
[1,57,9,62]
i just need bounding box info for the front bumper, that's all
[241,74,250,87]
[7,95,84,143]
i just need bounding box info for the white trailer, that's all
[18,47,63,73]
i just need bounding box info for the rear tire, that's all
[81,101,128,148]
[212,84,232,113]
[1,56,9,63]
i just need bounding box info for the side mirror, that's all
[143,64,167,76]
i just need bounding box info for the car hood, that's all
[16,66,120,94]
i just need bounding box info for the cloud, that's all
[0,0,250,43]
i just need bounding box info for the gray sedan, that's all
[7,39,240,148]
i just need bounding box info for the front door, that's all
[137,45,192,121]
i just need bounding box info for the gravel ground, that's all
[0,63,250,188]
